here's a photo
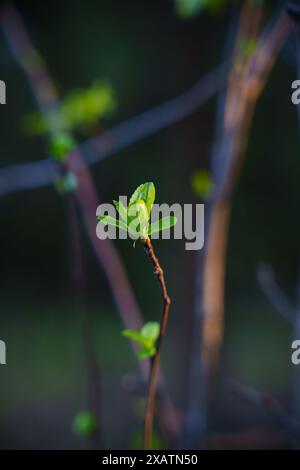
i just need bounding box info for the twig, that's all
[232,382,300,441]
[188,2,291,448]
[288,9,300,439]
[206,428,289,449]
[143,237,171,450]
[201,5,291,385]
[0,64,226,197]
[67,193,102,448]
[257,263,294,324]
[184,7,239,448]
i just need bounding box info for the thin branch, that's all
[187,3,291,448]
[288,10,300,437]
[143,237,171,450]
[67,194,102,448]
[201,7,291,378]
[184,7,239,449]
[232,382,300,440]
[206,428,289,449]
[257,263,295,324]
[0,64,226,197]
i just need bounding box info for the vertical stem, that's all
[143,237,171,450]
[66,193,102,448]
[186,4,291,447]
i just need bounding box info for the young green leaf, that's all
[140,322,160,342]
[191,169,213,198]
[122,329,150,348]
[127,200,149,239]
[129,182,155,216]
[138,346,156,359]
[98,215,128,232]
[49,132,76,161]
[113,199,128,222]
[148,216,177,236]
[122,322,160,360]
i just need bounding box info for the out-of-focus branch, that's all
[287,7,300,443]
[232,382,300,443]
[257,263,294,324]
[185,1,292,448]
[67,194,102,448]
[206,428,289,449]
[0,61,226,197]
[202,5,291,381]
[143,238,171,450]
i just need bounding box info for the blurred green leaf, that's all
[54,172,77,195]
[191,169,213,198]
[140,322,160,342]
[72,411,97,437]
[62,81,116,130]
[148,216,177,236]
[138,346,156,359]
[49,132,76,161]
[22,81,116,136]
[122,322,160,360]
[122,329,150,348]
[175,0,230,17]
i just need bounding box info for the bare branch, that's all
[232,381,300,439]
[143,237,171,450]
[0,62,226,197]
[257,263,295,324]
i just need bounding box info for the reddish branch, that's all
[67,194,102,447]
[143,237,171,450]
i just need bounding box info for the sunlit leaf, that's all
[113,199,128,222]
[122,322,160,360]
[129,182,155,216]
[127,200,149,239]
[122,329,150,348]
[138,346,156,359]
[98,215,128,232]
[140,322,160,342]
[148,216,177,236]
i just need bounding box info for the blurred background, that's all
[0,0,299,449]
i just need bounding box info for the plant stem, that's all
[66,193,102,448]
[143,237,171,450]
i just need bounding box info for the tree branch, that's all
[143,237,171,450]
[257,263,295,324]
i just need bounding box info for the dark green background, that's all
[0,0,298,449]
